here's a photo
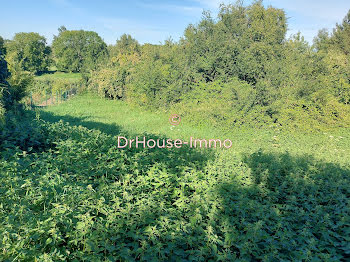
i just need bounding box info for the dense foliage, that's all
[5,32,51,74]
[0,36,8,117]
[52,29,108,73]
[88,34,140,99]
[0,106,349,261]
[29,77,83,99]
[88,2,350,130]
[0,36,31,116]
[1,1,350,261]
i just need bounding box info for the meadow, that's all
[0,93,349,261]
[34,71,82,82]
[41,94,350,164]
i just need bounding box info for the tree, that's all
[115,34,140,55]
[58,25,67,34]
[0,36,6,56]
[182,1,287,84]
[0,36,8,85]
[5,32,51,74]
[332,9,350,55]
[0,36,9,114]
[313,29,331,52]
[313,10,350,105]
[52,29,108,72]
[0,35,32,113]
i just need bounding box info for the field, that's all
[1,93,349,261]
[41,94,350,164]
[34,71,82,82]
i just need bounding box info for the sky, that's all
[1,0,349,45]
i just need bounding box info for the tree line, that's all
[3,27,107,75]
[89,1,350,129]
[1,1,350,129]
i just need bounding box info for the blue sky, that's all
[1,0,349,45]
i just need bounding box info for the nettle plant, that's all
[0,114,349,261]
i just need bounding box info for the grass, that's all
[34,71,82,82]
[1,93,349,261]
[41,93,350,165]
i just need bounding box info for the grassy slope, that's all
[41,93,350,166]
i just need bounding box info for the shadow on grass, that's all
[5,109,349,260]
[35,70,56,76]
[39,110,123,137]
[37,110,350,260]
[214,150,350,260]
[38,109,214,173]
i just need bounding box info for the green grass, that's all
[1,93,349,261]
[34,71,82,82]
[42,93,350,165]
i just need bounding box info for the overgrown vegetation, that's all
[0,95,349,260]
[0,35,31,117]
[87,2,350,130]
[3,2,350,131]
[29,72,83,100]
[0,36,8,118]
[1,0,350,261]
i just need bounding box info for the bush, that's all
[0,110,50,152]
[6,67,33,103]
[80,3,350,131]
[88,67,127,99]
[29,78,84,100]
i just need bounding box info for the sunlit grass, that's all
[1,93,349,260]
[35,71,82,82]
[41,93,350,166]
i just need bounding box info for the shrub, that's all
[88,67,127,99]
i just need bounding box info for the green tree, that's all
[0,36,8,85]
[0,35,32,114]
[5,32,51,74]
[115,34,140,55]
[52,29,108,72]
[313,29,331,52]
[182,1,287,84]
[332,9,350,55]
[313,10,350,105]
[0,36,9,116]
[0,36,6,57]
